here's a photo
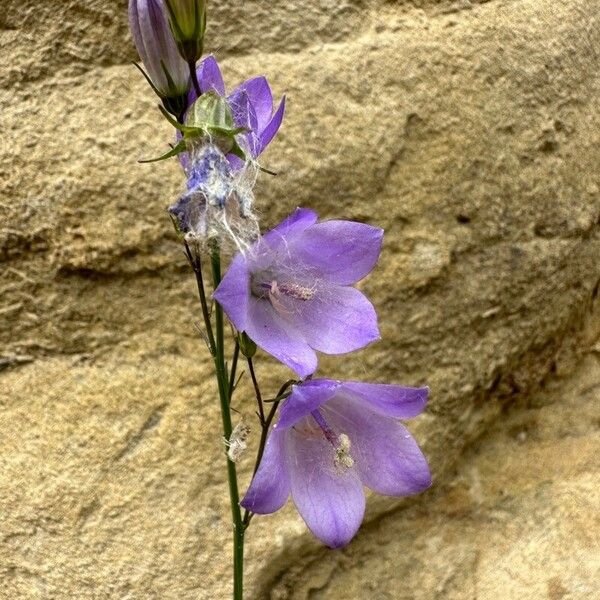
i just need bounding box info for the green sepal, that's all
[168,212,185,238]
[208,125,248,137]
[229,143,246,161]
[139,139,187,164]
[158,104,201,135]
[258,164,277,176]
[238,332,257,358]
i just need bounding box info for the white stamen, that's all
[334,433,355,469]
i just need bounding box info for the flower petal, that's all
[278,380,341,429]
[241,428,290,514]
[261,207,318,252]
[291,221,383,285]
[326,395,431,496]
[288,423,365,548]
[197,55,226,95]
[230,76,273,132]
[132,0,189,96]
[227,88,260,156]
[213,254,250,333]
[258,96,286,155]
[340,382,429,419]
[227,90,260,157]
[286,286,380,355]
[245,297,317,378]
[228,89,258,131]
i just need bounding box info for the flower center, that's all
[251,271,316,304]
[310,409,355,470]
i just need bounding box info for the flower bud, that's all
[238,332,257,358]
[129,0,190,103]
[163,0,207,63]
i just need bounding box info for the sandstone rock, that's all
[1,0,599,598]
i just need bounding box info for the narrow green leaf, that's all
[158,105,200,134]
[258,164,278,176]
[139,140,187,163]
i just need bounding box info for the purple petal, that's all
[258,96,286,155]
[187,55,226,106]
[288,423,365,548]
[229,76,273,132]
[228,89,258,131]
[241,428,290,513]
[340,382,429,419]
[129,1,148,65]
[261,207,318,252]
[278,380,341,429]
[245,297,317,378]
[130,0,189,97]
[227,89,260,156]
[213,254,250,333]
[326,395,431,496]
[285,286,380,355]
[226,153,245,170]
[290,221,383,286]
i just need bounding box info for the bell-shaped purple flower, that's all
[241,379,431,548]
[129,0,190,99]
[179,55,286,168]
[213,208,383,377]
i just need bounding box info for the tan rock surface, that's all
[1,0,599,598]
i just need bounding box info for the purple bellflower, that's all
[129,0,190,101]
[213,208,382,377]
[179,55,286,168]
[241,379,431,548]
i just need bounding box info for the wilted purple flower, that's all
[213,208,382,377]
[180,55,286,167]
[129,0,190,101]
[169,143,258,247]
[241,379,431,548]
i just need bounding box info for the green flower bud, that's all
[238,332,257,358]
[164,0,207,64]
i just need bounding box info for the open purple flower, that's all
[179,55,286,167]
[213,208,383,377]
[241,379,431,548]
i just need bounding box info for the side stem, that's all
[189,60,201,97]
[247,357,265,426]
[242,380,295,527]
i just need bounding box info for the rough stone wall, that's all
[1,0,599,598]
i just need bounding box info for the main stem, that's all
[186,241,244,599]
[210,246,245,600]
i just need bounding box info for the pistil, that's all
[311,410,355,469]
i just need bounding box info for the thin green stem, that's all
[183,241,216,356]
[247,357,265,426]
[185,240,244,599]
[242,379,296,527]
[210,246,245,600]
[228,340,240,402]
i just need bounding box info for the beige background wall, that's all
[1,0,599,598]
